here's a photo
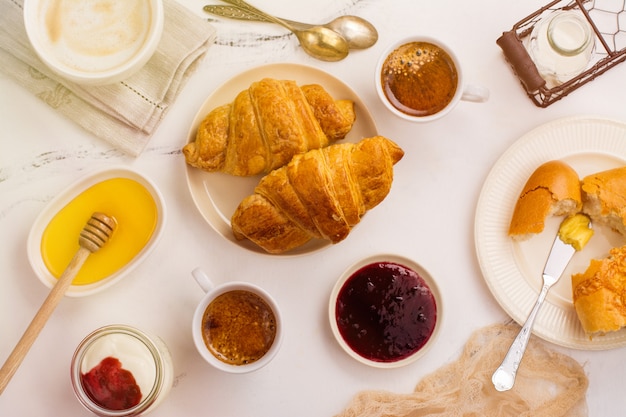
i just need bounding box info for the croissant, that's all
[231,136,404,254]
[183,78,356,176]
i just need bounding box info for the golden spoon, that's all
[204,5,378,49]
[214,0,350,61]
[0,212,117,394]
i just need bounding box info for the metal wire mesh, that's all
[497,0,626,107]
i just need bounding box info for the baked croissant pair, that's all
[183,78,356,176]
[232,136,404,254]
[183,78,403,253]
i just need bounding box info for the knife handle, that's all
[491,283,550,392]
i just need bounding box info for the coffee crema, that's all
[39,0,152,73]
[201,290,277,366]
[381,41,458,117]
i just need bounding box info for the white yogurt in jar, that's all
[37,0,152,73]
[80,332,157,398]
[71,325,173,416]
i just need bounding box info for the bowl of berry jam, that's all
[329,254,442,368]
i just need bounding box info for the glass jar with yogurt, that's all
[71,325,174,416]
[528,10,595,86]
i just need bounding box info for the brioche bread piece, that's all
[581,166,626,237]
[508,160,582,239]
[572,245,626,335]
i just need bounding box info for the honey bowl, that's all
[26,166,166,297]
[329,254,443,368]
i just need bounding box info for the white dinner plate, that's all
[184,63,378,255]
[475,115,626,349]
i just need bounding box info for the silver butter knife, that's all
[492,232,576,392]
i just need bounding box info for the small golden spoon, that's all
[204,5,378,49]
[216,0,350,61]
[0,212,117,394]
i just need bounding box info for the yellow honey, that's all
[41,178,158,285]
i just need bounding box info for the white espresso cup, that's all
[191,268,283,373]
[376,36,489,122]
[23,0,164,85]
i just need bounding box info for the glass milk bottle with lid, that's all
[528,10,596,86]
[71,325,174,416]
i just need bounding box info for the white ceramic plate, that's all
[184,63,378,255]
[328,254,442,367]
[475,115,626,349]
[27,166,166,297]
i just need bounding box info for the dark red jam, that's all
[335,261,437,362]
[81,356,142,410]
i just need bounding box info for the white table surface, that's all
[2,0,626,415]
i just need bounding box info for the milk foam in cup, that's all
[24,0,164,85]
[376,36,489,122]
[191,268,283,373]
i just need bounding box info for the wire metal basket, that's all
[497,0,626,107]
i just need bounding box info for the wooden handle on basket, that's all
[497,30,546,93]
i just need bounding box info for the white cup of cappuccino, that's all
[23,0,164,85]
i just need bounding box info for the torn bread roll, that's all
[572,166,626,335]
[508,160,582,240]
[581,166,626,237]
[572,245,626,335]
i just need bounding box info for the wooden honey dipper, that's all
[0,212,117,394]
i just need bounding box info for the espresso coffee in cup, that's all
[191,268,282,373]
[201,289,277,366]
[376,36,489,122]
[380,41,458,117]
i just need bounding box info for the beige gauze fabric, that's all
[336,324,588,417]
[0,0,217,156]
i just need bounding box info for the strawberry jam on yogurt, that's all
[335,261,437,362]
[81,356,142,410]
[71,325,173,416]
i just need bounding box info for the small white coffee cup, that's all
[23,0,164,85]
[375,36,489,122]
[191,268,283,373]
